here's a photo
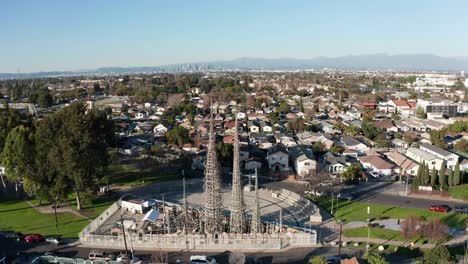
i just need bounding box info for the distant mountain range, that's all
[2,54,468,79]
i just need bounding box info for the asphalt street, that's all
[343,181,467,209]
[1,237,363,264]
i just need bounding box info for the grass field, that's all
[449,184,468,200]
[108,164,178,187]
[315,197,467,229]
[0,198,89,238]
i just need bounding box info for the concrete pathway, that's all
[25,200,91,222]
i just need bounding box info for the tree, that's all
[415,162,424,186]
[312,141,326,157]
[341,163,362,180]
[416,107,426,119]
[166,126,189,147]
[454,139,468,152]
[365,253,389,264]
[309,256,327,264]
[421,219,448,241]
[423,163,430,186]
[344,124,359,136]
[430,168,438,187]
[216,141,233,166]
[447,169,453,187]
[401,215,420,240]
[92,83,101,95]
[439,162,447,191]
[362,120,381,140]
[53,103,114,209]
[36,87,53,108]
[424,245,451,264]
[1,125,34,192]
[453,160,461,186]
[277,102,291,113]
[330,143,345,155]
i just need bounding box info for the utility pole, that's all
[120,213,130,264]
[405,174,409,196]
[338,219,343,259]
[366,206,370,254]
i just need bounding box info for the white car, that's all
[190,255,217,263]
[369,171,380,178]
[304,190,323,197]
[116,253,140,263]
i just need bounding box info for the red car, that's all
[429,205,451,213]
[24,234,44,243]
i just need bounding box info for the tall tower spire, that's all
[251,168,261,233]
[203,104,223,234]
[229,112,246,233]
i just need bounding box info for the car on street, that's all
[190,255,217,263]
[337,193,353,201]
[88,250,116,261]
[429,205,451,213]
[325,255,340,264]
[3,232,24,241]
[369,171,380,178]
[116,253,140,263]
[454,206,468,214]
[24,234,44,243]
[45,236,62,245]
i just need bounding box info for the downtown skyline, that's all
[1,0,468,73]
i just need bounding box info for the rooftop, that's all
[420,143,455,157]
[406,147,440,161]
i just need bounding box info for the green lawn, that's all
[65,194,116,219]
[449,184,468,200]
[315,197,467,229]
[0,198,89,238]
[343,227,404,242]
[108,164,178,187]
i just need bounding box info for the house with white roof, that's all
[419,143,459,169]
[405,147,444,170]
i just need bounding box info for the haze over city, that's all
[2,0,468,72]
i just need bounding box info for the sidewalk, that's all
[405,192,467,203]
[341,236,435,249]
[25,200,91,222]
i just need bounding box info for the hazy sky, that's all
[1,0,467,73]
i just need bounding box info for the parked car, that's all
[88,250,116,261]
[116,253,140,263]
[3,232,24,241]
[304,190,324,197]
[325,255,340,264]
[343,178,360,185]
[24,234,44,243]
[319,181,333,187]
[190,255,217,263]
[369,171,380,178]
[429,205,451,213]
[337,193,353,201]
[45,236,62,245]
[454,206,468,214]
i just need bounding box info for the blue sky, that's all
[1,0,467,72]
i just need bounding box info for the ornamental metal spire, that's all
[229,113,246,233]
[203,104,223,234]
[251,168,261,233]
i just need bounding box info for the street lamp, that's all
[366,206,370,253]
[330,193,334,215]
